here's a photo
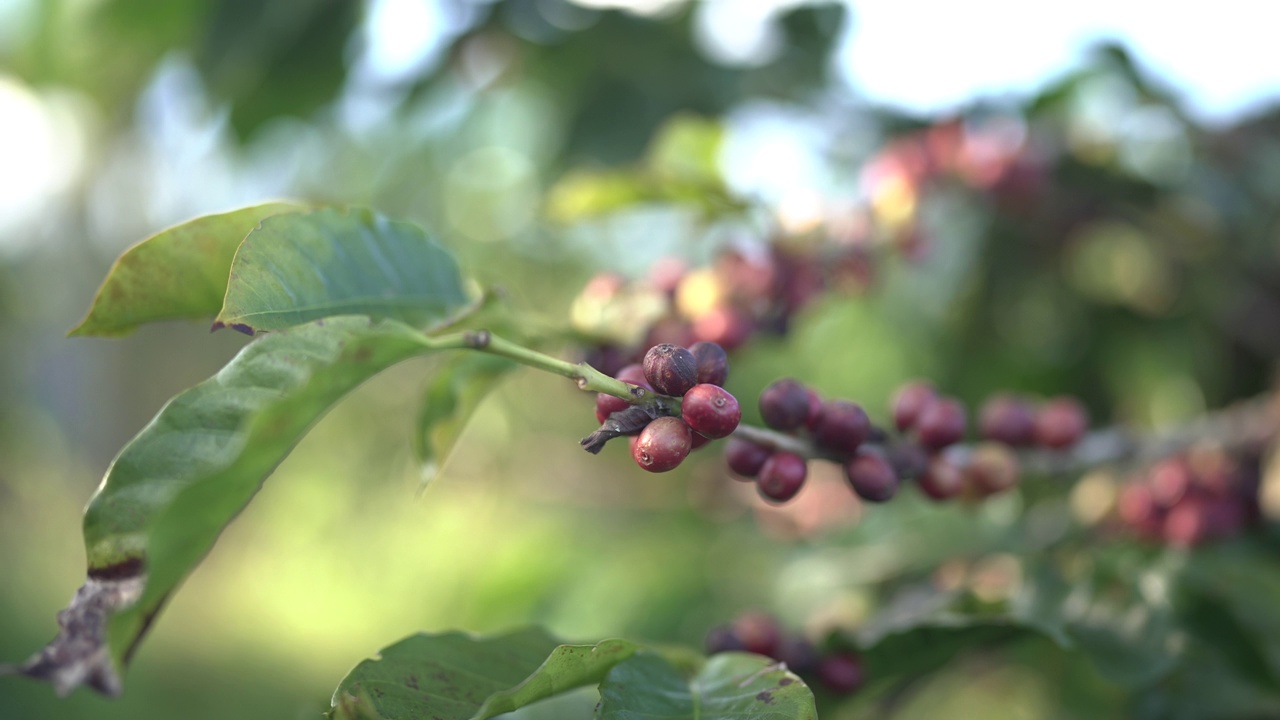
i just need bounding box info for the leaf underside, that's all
[17,318,439,695]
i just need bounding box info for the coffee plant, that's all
[5,4,1280,720]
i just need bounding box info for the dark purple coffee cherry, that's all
[817,651,865,694]
[775,636,819,675]
[705,624,746,655]
[1035,396,1087,449]
[690,432,713,451]
[643,343,699,397]
[689,341,730,386]
[631,417,693,473]
[724,438,771,478]
[803,388,823,430]
[978,393,1036,446]
[845,449,899,502]
[811,400,871,454]
[915,396,966,450]
[759,378,811,431]
[757,452,807,503]
[891,380,936,431]
[885,442,929,480]
[682,384,741,439]
[917,456,964,501]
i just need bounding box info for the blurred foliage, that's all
[3,0,1280,718]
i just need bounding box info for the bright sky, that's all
[842,0,1280,124]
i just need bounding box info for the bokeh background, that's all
[3,1,1280,718]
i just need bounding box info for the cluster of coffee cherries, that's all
[576,244,878,379]
[899,386,1090,501]
[724,378,1091,506]
[725,379,898,504]
[587,341,742,473]
[705,612,865,695]
[1115,448,1260,547]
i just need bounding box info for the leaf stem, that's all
[422,328,675,411]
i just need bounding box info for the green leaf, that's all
[19,317,441,695]
[596,652,817,720]
[215,207,469,334]
[70,202,306,336]
[329,629,641,720]
[413,354,516,486]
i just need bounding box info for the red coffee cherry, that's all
[811,400,871,454]
[630,417,693,473]
[891,381,936,431]
[1035,396,1087,449]
[615,363,652,391]
[803,388,823,430]
[595,393,631,424]
[759,379,812,431]
[757,452,807,503]
[643,343,699,397]
[731,611,782,657]
[978,393,1036,446]
[689,341,730,386]
[724,438,771,478]
[1148,457,1191,509]
[681,384,741,439]
[915,396,967,450]
[845,449,899,502]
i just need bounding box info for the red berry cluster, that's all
[704,612,865,695]
[588,342,742,473]
[893,384,1089,502]
[1115,449,1259,547]
[576,245,877,379]
[726,379,894,504]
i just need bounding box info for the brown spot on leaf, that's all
[779,677,794,686]
[756,690,774,704]
[87,557,145,581]
[353,347,373,362]
[405,674,419,690]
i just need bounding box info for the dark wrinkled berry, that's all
[689,341,730,386]
[643,343,699,397]
[724,438,771,478]
[845,449,899,502]
[891,381,936,431]
[811,400,871,454]
[775,636,819,675]
[757,452,807,503]
[759,379,811,431]
[631,417,693,472]
[978,393,1036,446]
[916,396,967,450]
[682,384,741,439]
[1035,396,1087,449]
[917,456,964,501]
[705,624,746,655]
